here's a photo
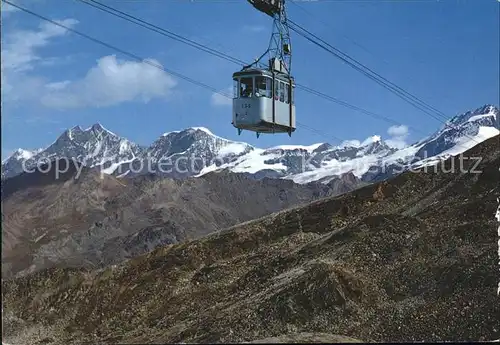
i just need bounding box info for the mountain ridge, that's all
[2,104,498,184]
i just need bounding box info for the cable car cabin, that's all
[232,69,296,137]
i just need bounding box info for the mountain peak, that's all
[85,123,117,136]
[161,126,218,139]
[188,127,214,135]
[447,104,499,128]
[70,125,83,132]
[62,124,115,141]
[474,104,498,116]
[90,123,104,131]
[2,148,43,167]
[12,148,37,160]
[61,126,83,141]
[357,137,392,156]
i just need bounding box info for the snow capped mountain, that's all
[196,136,397,184]
[1,148,43,179]
[411,104,499,168]
[5,148,41,161]
[122,127,254,178]
[2,104,498,184]
[1,123,144,179]
[360,104,499,181]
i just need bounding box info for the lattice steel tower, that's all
[244,0,292,75]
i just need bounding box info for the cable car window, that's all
[279,81,285,102]
[274,79,279,100]
[266,77,272,98]
[240,77,253,98]
[284,82,289,104]
[255,76,271,98]
[233,79,239,98]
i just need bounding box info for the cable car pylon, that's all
[231,0,296,138]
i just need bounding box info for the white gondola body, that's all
[232,68,296,134]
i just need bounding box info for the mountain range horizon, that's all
[2,103,499,184]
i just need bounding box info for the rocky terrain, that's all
[1,158,363,279]
[2,134,498,344]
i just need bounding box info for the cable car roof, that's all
[232,68,294,82]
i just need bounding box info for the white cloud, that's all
[211,86,232,106]
[386,138,408,149]
[340,127,410,150]
[40,55,177,109]
[2,18,178,110]
[387,124,409,137]
[2,19,79,73]
[1,71,48,105]
[361,135,381,146]
[1,18,79,104]
[386,124,410,149]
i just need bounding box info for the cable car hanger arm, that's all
[243,48,270,70]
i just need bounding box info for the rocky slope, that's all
[3,105,498,184]
[2,134,498,344]
[1,159,362,279]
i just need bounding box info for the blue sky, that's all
[2,0,499,158]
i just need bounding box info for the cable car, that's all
[232,0,295,138]
[232,59,296,137]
